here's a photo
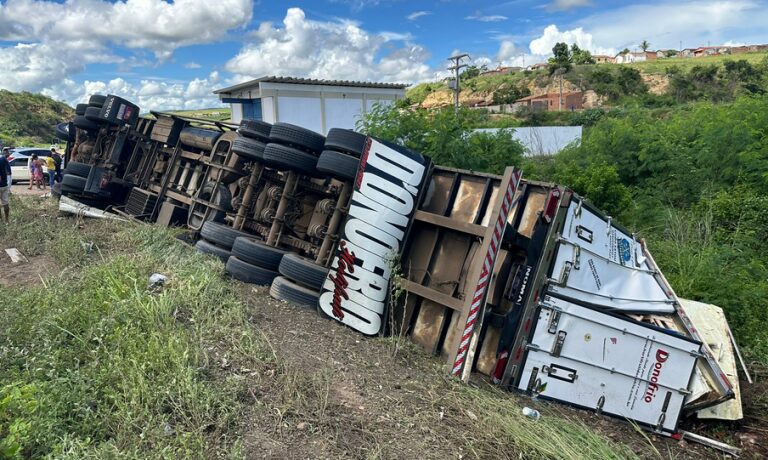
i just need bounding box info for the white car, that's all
[7,148,55,183]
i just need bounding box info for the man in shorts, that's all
[0,149,10,223]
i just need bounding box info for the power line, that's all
[447,53,470,113]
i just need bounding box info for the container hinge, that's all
[552,330,567,357]
[596,395,605,415]
[525,367,540,394]
[547,310,561,334]
[558,262,573,285]
[573,245,581,270]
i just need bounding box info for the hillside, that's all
[0,90,74,147]
[408,51,768,114]
[164,107,231,122]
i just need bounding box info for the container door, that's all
[548,199,675,313]
[517,295,700,433]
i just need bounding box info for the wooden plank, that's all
[411,232,472,354]
[448,167,520,381]
[403,281,464,312]
[517,189,547,238]
[476,326,502,376]
[413,210,485,236]
[441,240,482,358]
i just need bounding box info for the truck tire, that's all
[232,237,288,270]
[61,174,87,193]
[51,182,62,198]
[64,162,92,178]
[262,143,318,175]
[238,119,271,142]
[269,276,321,309]
[232,137,267,162]
[200,221,251,249]
[75,103,88,116]
[195,239,231,262]
[73,115,99,131]
[278,253,329,291]
[226,256,279,285]
[324,129,367,157]
[316,150,360,182]
[84,106,104,123]
[88,94,107,108]
[269,122,325,154]
[188,182,232,230]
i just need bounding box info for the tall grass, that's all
[0,198,269,458]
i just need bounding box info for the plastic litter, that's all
[522,407,540,420]
[149,273,168,290]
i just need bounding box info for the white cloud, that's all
[546,0,593,11]
[497,41,517,62]
[225,8,434,84]
[529,24,614,56]
[407,11,431,21]
[42,71,225,111]
[465,12,508,22]
[0,0,253,60]
[576,1,768,51]
[184,62,203,69]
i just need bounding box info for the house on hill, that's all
[480,66,522,76]
[593,55,616,64]
[693,46,731,57]
[515,92,583,112]
[615,51,658,64]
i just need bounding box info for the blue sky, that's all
[1,0,767,109]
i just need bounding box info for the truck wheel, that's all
[61,174,87,193]
[187,182,232,230]
[84,106,104,123]
[262,143,318,175]
[278,253,329,291]
[269,276,321,309]
[64,162,92,178]
[226,256,279,285]
[238,119,272,142]
[232,137,267,162]
[316,150,360,182]
[75,103,88,116]
[200,221,251,249]
[232,237,288,270]
[73,115,99,131]
[88,94,107,108]
[324,129,367,158]
[269,122,325,154]
[51,182,62,199]
[195,239,231,262]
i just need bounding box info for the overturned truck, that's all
[57,94,740,441]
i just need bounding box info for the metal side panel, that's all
[548,198,675,313]
[518,296,701,433]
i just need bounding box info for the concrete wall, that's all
[472,126,583,156]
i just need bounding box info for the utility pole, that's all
[447,53,469,113]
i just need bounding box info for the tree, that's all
[548,42,572,74]
[461,65,487,79]
[620,48,630,55]
[571,44,596,65]
[640,40,650,52]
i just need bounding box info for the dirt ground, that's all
[10,183,52,197]
[235,283,765,460]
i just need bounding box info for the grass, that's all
[0,194,657,459]
[627,51,768,74]
[0,195,270,458]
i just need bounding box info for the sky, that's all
[1,0,767,110]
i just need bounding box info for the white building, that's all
[213,76,407,134]
[614,51,658,64]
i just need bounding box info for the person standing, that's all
[28,154,44,190]
[2,147,12,185]
[51,147,63,182]
[0,151,10,223]
[45,154,57,188]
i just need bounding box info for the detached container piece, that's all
[98,95,140,126]
[151,114,185,146]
